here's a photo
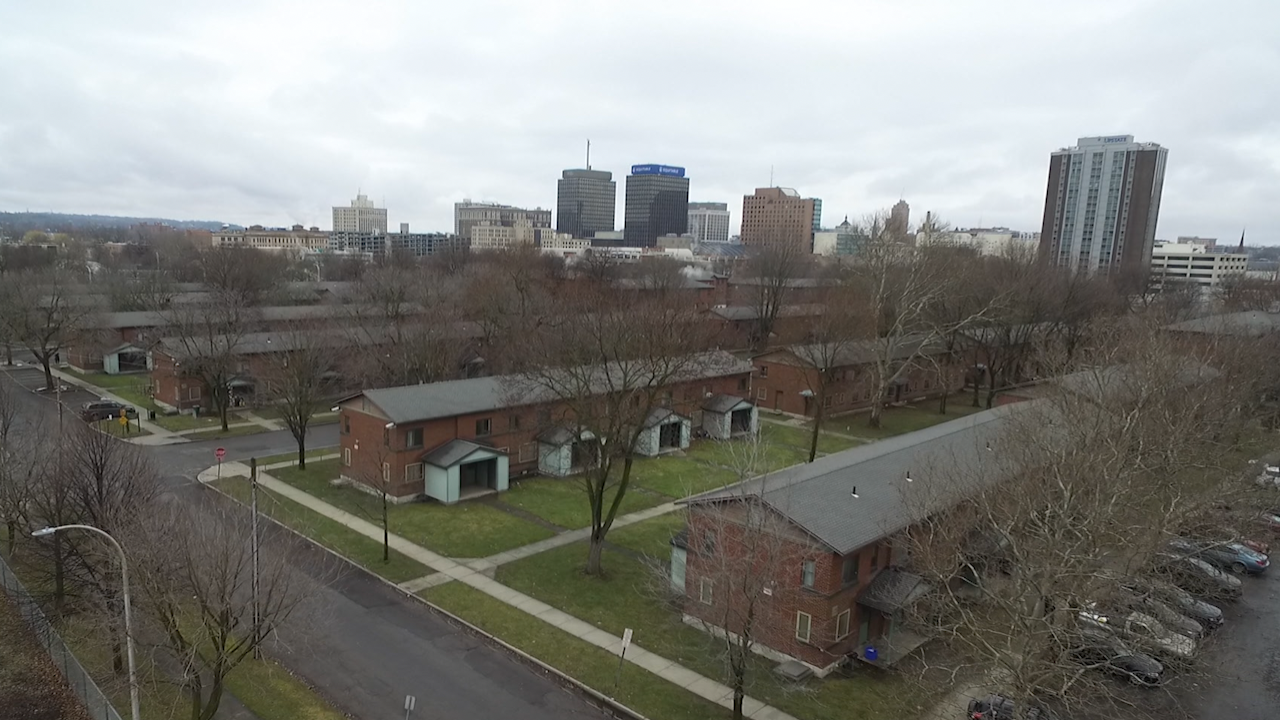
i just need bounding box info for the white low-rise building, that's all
[917,227,1039,256]
[1150,242,1248,289]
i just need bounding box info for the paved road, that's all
[2,365,612,720]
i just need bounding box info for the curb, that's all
[199,474,651,720]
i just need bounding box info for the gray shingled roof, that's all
[355,350,752,425]
[682,403,1032,554]
[1164,311,1280,337]
[422,439,499,468]
[703,393,749,414]
[765,334,940,368]
[857,568,931,613]
[644,407,689,428]
[710,304,825,322]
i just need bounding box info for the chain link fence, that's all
[0,553,124,720]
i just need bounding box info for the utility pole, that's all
[586,138,591,170]
[250,457,261,659]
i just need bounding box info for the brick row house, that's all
[335,350,758,503]
[751,335,962,416]
[149,321,483,413]
[674,404,1023,675]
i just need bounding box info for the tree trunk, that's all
[972,373,981,407]
[6,520,15,555]
[808,393,824,463]
[53,535,65,613]
[200,674,224,720]
[382,492,390,563]
[732,667,745,720]
[868,394,883,429]
[188,675,203,720]
[219,400,230,432]
[585,534,605,576]
[297,435,307,470]
[41,357,55,392]
[938,386,949,415]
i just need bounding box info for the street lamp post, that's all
[33,524,140,720]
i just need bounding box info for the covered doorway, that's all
[421,439,510,504]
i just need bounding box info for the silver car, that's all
[1078,606,1198,660]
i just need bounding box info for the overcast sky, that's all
[2,0,1277,243]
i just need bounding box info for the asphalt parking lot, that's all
[1175,540,1280,719]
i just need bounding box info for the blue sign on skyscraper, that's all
[630,164,686,178]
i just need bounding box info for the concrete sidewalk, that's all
[198,462,800,720]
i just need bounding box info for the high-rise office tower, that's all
[1039,135,1168,275]
[809,198,823,233]
[687,202,731,244]
[333,193,388,233]
[622,164,689,247]
[454,200,552,241]
[739,187,816,252]
[557,169,616,239]
[887,199,910,239]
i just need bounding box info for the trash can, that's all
[149,410,157,421]
[193,406,201,418]
[863,646,878,662]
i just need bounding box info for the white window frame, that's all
[756,386,767,401]
[836,610,850,640]
[382,462,390,484]
[188,386,201,401]
[795,611,812,642]
[801,560,816,589]
[699,579,713,605]
[404,462,424,483]
[343,448,351,466]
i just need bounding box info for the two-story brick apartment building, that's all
[336,350,757,503]
[751,335,959,416]
[675,404,1023,675]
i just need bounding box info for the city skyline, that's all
[1,1,1277,244]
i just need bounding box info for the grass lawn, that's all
[184,422,271,441]
[760,422,862,456]
[497,542,911,720]
[422,582,731,720]
[629,455,738,498]
[271,460,555,559]
[609,512,687,559]
[817,402,986,440]
[61,368,148,390]
[60,609,343,720]
[226,656,345,720]
[685,436,809,474]
[256,446,340,467]
[502,476,664,529]
[213,476,432,582]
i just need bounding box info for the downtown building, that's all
[621,164,690,247]
[557,168,616,239]
[333,194,388,233]
[739,187,815,253]
[454,200,552,242]
[1039,135,1169,276]
[687,202,731,244]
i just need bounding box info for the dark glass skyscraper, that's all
[556,169,615,239]
[622,164,689,247]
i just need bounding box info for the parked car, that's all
[1255,512,1280,535]
[966,694,1055,720]
[1255,463,1280,488]
[1122,578,1224,630]
[1072,631,1164,686]
[1105,590,1203,638]
[1155,553,1243,600]
[79,400,139,423]
[1078,606,1197,660]
[1168,538,1269,574]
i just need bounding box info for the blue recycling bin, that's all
[864,646,878,662]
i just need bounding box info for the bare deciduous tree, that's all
[506,286,720,575]
[260,324,340,469]
[0,269,99,390]
[153,295,259,431]
[789,282,870,462]
[743,244,807,352]
[131,503,311,720]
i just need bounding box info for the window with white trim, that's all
[836,610,850,640]
[699,579,713,604]
[382,462,390,484]
[801,560,816,589]
[343,448,351,466]
[795,611,812,642]
[405,462,424,483]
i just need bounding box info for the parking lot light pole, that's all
[33,524,140,720]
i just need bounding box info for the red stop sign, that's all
[215,447,226,461]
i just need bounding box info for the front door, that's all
[774,390,782,411]
[858,613,871,645]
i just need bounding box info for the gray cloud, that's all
[1,0,1277,244]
